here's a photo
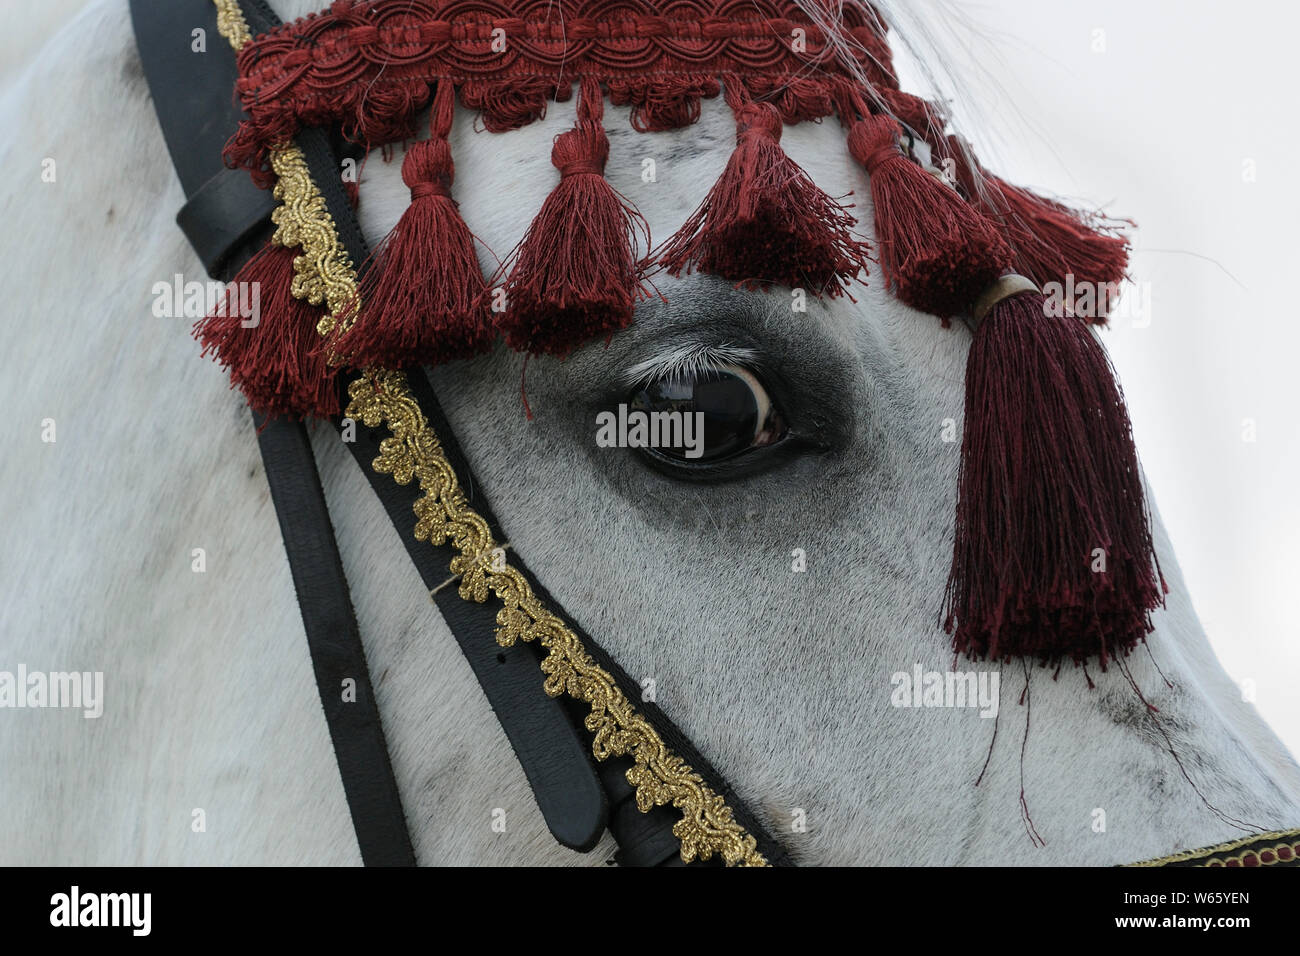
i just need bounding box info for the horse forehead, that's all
[357,98,870,265]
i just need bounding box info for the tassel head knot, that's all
[551,122,610,176]
[402,138,455,197]
[735,102,783,142]
[847,114,905,176]
[559,158,607,179]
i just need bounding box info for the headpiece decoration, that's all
[201,0,1165,672]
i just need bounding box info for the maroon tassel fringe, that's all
[497,76,651,357]
[848,110,1010,319]
[328,79,494,369]
[946,136,1131,320]
[658,82,870,295]
[982,176,1131,322]
[944,284,1166,667]
[195,241,339,420]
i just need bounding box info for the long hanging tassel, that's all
[946,135,1130,319]
[944,277,1166,667]
[328,79,494,369]
[844,99,1164,672]
[847,110,1011,319]
[195,240,339,419]
[497,76,650,357]
[659,81,870,295]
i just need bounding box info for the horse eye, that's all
[627,365,787,463]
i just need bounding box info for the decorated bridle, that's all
[130,0,1297,867]
[208,0,1164,671]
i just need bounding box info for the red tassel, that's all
[946,136,1130,321]
[497,76,651,357]
[943,280,1166,667]
[329,80,494,369]
[195,241,339,419]
[848,111,1012,319]
[659,83,870,295]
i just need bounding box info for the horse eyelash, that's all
[619,343,762,390]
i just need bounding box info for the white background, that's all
[889,0,1300,757]
[5,1,1297,756]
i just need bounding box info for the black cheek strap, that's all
[131,0,791,868]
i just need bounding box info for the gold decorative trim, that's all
[1127,827,1300,868]
[347,372,766,866]
[213,0,251,49]
[216,1,355,334]
[267,147,356,336]
[212,0,767,867]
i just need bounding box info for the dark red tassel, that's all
[195,241,339,419]
[946,135,1130,320]
[659,82,870,295]
[943,282,1166,667]
[497,76,651,357]
[848,111,1012,319]
[328,80,494,369]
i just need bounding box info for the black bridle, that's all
[130,0,790,867]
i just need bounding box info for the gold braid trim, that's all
[267,147,355,336]
[210,0,767,867]
[347,372,765,866]
[215,0,353,335]
[213,0,251,49]
[1128,827,1300,868]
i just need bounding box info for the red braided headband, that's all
[227,0,897,175]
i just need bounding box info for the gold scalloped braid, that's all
[347,371,765,867]
[211,0,767,867]
[213,0,251,49]
[1127,827,1300,868]
[267,147,356,337]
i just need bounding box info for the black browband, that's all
[130,0,790,867]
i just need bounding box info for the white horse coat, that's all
[1,0,1297,865]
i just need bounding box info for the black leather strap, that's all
[600,759,694,866]
[131,0,415,867]
[133,0,610,861]
[334,390,608,852]
[255,413,417,866]
[128,0,276,277]
[289,94,612,853]
[178,169,277,277]
[135,0,791,867]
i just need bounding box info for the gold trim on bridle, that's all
[212,0,767,867]
[1127,827,1300,868]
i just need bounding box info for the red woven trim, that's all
[228,0,897,176]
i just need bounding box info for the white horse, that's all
[1,0,1297,866]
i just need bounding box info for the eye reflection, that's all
[628,365,787,463]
